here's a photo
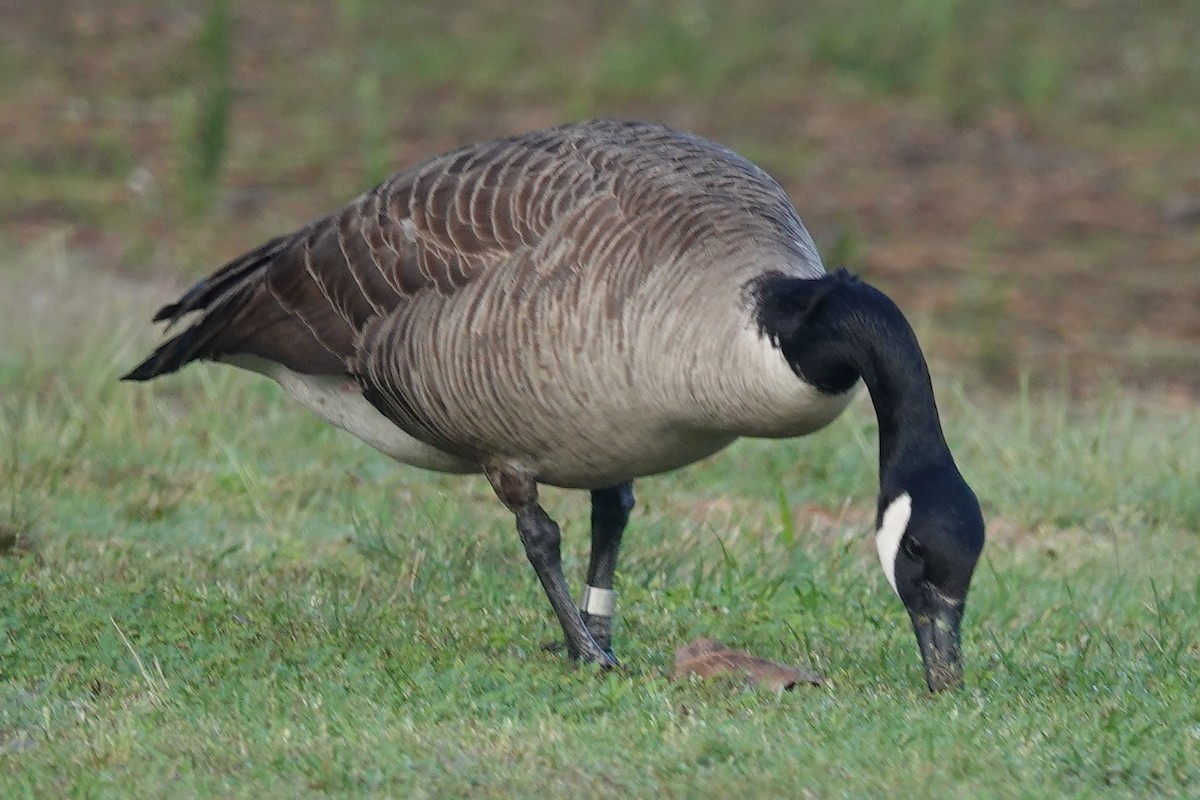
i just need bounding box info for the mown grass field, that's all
[4,1,1200,797]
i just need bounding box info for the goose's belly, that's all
[502,376,856,488]
[232,356,734,486]
[227,355,732,484]
[516,423,740,489]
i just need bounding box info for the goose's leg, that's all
[581,482,634,655]
[486,464,616,667]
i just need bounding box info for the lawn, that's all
[3,1,1200,797]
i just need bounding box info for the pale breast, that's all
[701,318,861,439]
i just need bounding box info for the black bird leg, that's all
[581,482,634,655]
[486,463,616,667]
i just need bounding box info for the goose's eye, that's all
[902,537,925,560]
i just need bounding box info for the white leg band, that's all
[579,585,617,618]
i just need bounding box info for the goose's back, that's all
[344,118,823,319]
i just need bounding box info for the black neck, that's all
[754,269,952,497]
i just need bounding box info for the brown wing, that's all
[123,123,616,381]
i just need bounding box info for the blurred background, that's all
[3,0,1198,394]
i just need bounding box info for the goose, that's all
[125,119,985,692]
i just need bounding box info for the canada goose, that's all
[125,119,985,692]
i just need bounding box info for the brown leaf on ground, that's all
[669,638,824,692]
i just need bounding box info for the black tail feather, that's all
[151,232,293,325]
[121,325,211,381]
[123,231,299,381]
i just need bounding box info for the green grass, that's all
[1,249,1198,797]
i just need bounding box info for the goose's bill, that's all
[911,592,965,692]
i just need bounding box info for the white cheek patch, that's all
[875,493,912,599]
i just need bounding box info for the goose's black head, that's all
[876,462,984,692]
[754,268,986,691]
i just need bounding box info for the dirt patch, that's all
[793,104,1200,392]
